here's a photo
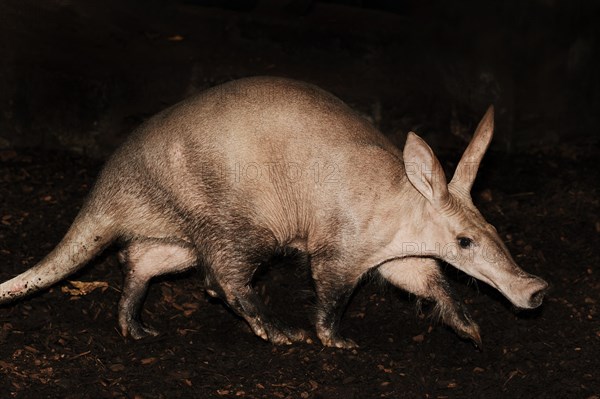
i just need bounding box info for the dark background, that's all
[1,0,598,156]
[0,1,599,398]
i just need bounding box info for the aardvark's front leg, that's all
[378,257,482,348]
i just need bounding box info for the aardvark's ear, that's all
[403,132,449,207]
[449,105,494,194]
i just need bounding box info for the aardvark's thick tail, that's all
[0,210,117,304]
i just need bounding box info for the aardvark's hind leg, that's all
[118,238,197,339]
[206,248,308,345]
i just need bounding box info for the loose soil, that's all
[0,143,598,398]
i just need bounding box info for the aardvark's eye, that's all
[458,236,473,249]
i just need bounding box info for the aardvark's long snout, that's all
[507,275,549,309]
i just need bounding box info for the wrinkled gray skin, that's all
[0,77,548,348]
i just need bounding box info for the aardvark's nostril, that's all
[528,280,549,308]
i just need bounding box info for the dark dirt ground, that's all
[0,143,598,398]
[0,1,599,398]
